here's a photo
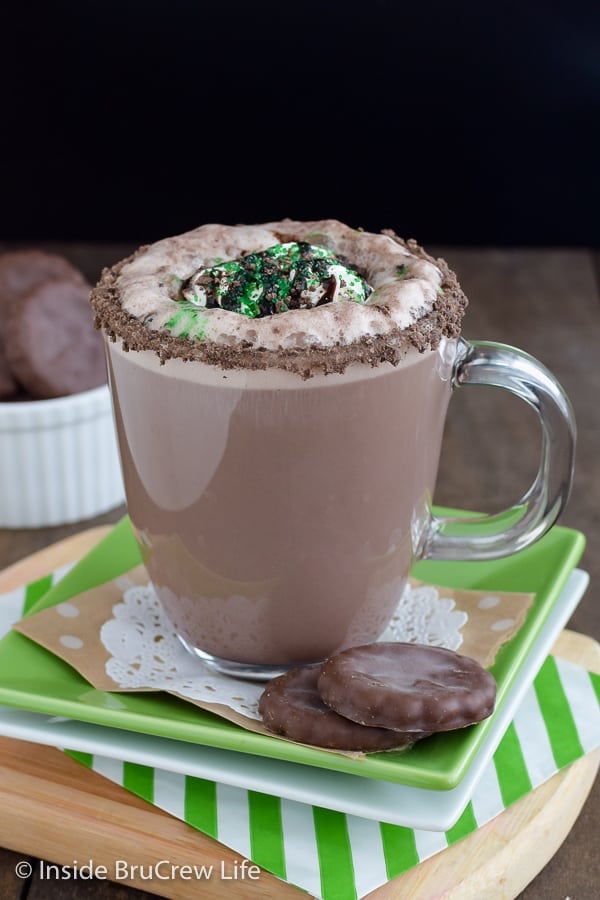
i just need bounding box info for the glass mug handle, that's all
[421,337,576,562]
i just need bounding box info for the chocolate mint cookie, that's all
[318,643,497,733]
[0,250,85,309]
[258,665,424,752]
[5,279,107,399]
[0,250,87,398]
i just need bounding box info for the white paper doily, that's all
[100,582,468,720]
[379,583,468,648]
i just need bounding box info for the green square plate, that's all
[0,514,585,790]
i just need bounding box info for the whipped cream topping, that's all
[180,242,371,318]
[116,220,444,352]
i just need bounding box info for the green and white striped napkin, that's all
[64,656,600,899]
[2,570,600,899]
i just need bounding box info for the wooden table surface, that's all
[0,242,599,899]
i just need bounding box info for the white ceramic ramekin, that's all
[0,385,125,527]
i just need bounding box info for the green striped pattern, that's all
[66,655,600,900]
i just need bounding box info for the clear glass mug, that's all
[105,333,575,679]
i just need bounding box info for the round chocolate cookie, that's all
[5,279,107,399]
[0,250,85,323]
[0,250,87,398]
[258,665,424,752]
[318,643,497,733]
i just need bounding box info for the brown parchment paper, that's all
[13,566,534,756]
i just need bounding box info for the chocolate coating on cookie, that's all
[5,279,107,399]
[0,250,85,324]
[258,666,424,751]
[318,643,496,733]
[0,251,87,397]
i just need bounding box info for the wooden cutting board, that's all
[0,529,598,900]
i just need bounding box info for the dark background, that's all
[2,1,599,246]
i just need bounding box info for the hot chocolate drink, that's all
[107,342,452,667]
[92,219,575,677]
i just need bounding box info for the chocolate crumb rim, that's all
[90,231,468,378]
